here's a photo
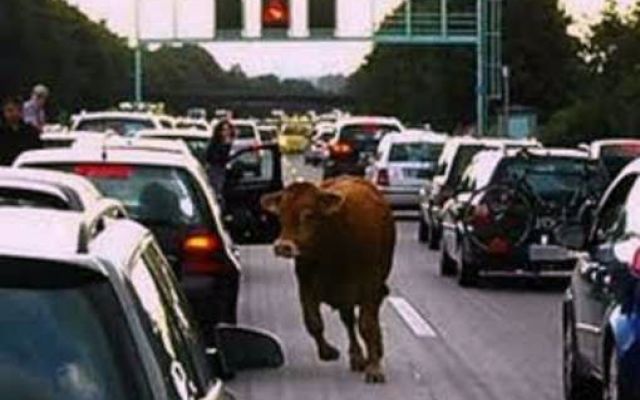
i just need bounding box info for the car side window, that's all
[128,252,203,399]
[594,174,637,243]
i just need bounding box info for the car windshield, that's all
[389,142,444,163]
[235,125,257,140]
[340,124,401,154]
[600,143,640,177]
[46,164,208,228]
[495,156,605,201]
[0,260,149,400]
[75,118,155,137]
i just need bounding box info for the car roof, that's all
[137,129,211,140]
[232,119,258,127]
[384,130,447,144]
[336,116,403,128]
[15,137,200,170]
[0,207,148,277]
[0,167,103,204]
[74,111,160,121]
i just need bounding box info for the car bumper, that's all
[182,274,239,326]
[380,187,421,209]
[324,160,367,177]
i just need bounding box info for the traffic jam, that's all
[1,102,640,399]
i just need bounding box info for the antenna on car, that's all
[100,130,119,161]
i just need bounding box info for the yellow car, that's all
[279,125,309,153]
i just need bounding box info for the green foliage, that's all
[348,0,581,132]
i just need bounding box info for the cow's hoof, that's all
[349,354,367,372]
[364,366,386,384]
[318,344,340,361]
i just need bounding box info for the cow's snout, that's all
[274,239,300,259]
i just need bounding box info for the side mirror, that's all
[208,324,285,373]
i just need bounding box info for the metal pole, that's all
[476,0,487,136]
[406,0,412,36]
[441,0,447,37]
[503,65,510,137]
[133,0,143,103]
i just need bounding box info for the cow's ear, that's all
[261,191,283,215]
[319,191,345,215]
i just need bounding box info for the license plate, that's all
[404,168,429,179]
[529,245,570,262]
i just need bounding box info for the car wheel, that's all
[604,345,628,400]
[439,246,456,277]
[418,219,429,243]
[457,250,479,287]
[563,314,598,400]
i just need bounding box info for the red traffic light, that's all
[263,0,289,28]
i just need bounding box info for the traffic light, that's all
[216,0,242,38]
[309,0,336,36]
[262,0,290,30]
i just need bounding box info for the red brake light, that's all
[631,248,640,277]
[182,230,233,275]
[377,169,390,186]
[74,164,133,179]
[330,142,353,158]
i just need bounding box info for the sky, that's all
[66,0,636,77]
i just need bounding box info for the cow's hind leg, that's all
[301,294,340,361]
[359,301,385,383]
[339,307,366,372]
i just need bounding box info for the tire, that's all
[439,247,456,276]
[418,219,429,243]
[604,344,628,400]
[457,249,479,287]
[563,312,599,400]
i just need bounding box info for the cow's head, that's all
[261,181,344,259]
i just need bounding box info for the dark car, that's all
[563,159,640,400]
[419,137,540,250]
[323,116,403,179]
[439,148,607,287]
[0,206,283,399]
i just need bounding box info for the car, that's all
[419,136,541,249]
[15,137,244,327]
[366,129,446,210]
[304,123,335,166]
[278,123,310,154]
[40,130,109,149]
[231,119,262,152]
[0,166,111,211]
[0,205,283,399]
[323,116,405,179]
[175,117,211,132]
[562,157,640,400]
[439,148,607,287]
[138,128,212,165]
[71,111,174,137]
[257,124,279,144]
[582,139,640,183]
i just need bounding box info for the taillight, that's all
[377,169,390,186]
[182,230,233,275]
[74,164,133,179]
[330,142,353,158]
[631,248,640,277]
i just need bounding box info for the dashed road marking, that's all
[389,296,437,338]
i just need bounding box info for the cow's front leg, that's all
[301,293,340,361]
[359,301,385,383]
[339,307,366,372]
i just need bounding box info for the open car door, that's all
[223,144,283,244]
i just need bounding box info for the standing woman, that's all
[206,119,236,208]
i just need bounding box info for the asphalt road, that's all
[229,155,566,400]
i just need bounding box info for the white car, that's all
[174,117,211,132]
[14,137,242,327]
[367,130,446,209]
[71,111,175,137]
[231,119,262,152]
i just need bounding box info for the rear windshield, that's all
[42,164,209,229]
[0,188,70,210]
[75,118,155,137]
[389,142,444,163]
[0,259,148,399]
[494,156,606,201]
[176,122,208,131]
[340,124,401,143]
[235,125,257,140]
[600,143,640,177]
[448,144,493,186]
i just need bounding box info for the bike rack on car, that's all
[77,199,129,253]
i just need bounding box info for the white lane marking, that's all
[389,296,437,338]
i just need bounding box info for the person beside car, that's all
[206,119,236,208]
[22,84,49,131]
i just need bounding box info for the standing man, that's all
[0,97,42,165]
[22,84,49,131]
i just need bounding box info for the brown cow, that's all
[261,176,395,383]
